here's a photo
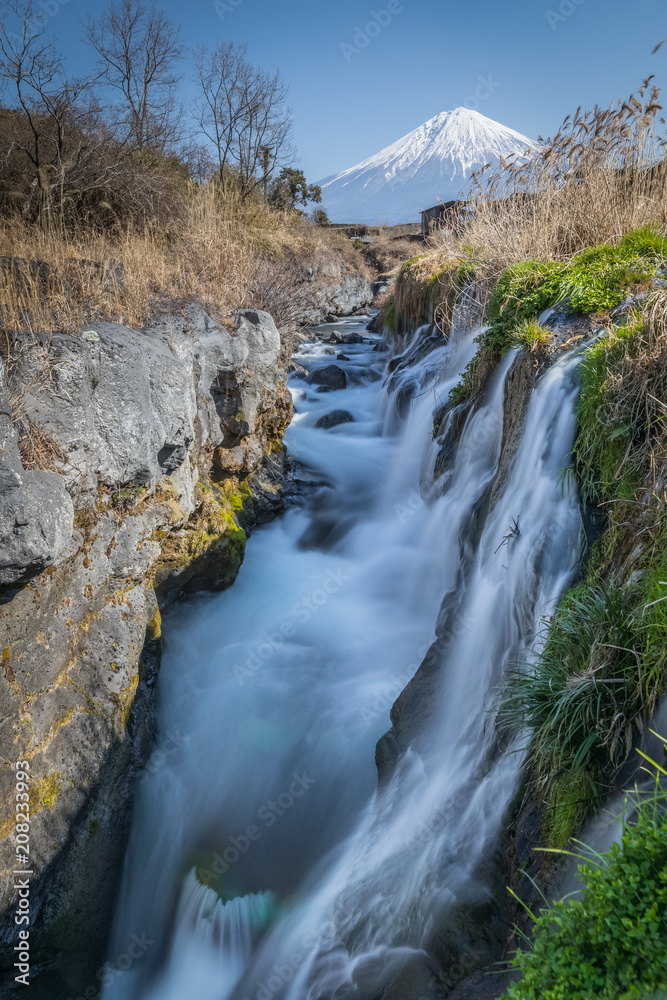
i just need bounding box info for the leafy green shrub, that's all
[502,752,667,1000]
[448,379,471,406]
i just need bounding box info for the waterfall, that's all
[141,874,274,1000]
[103,308,584,1000]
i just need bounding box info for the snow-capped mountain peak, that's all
[317,108,536,225]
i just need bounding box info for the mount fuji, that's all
[317,107,537,225]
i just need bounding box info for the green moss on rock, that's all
[29,770,63,816]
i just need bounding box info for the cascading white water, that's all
[103,304,585,1000]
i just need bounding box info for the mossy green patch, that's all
[543,767,600,850]
[401,255,424,273]
[154,478,248,595]
[451,227,666,405]
[114,673,139,730]
[456,261,477,287]
[29,770,63,815]
[148,605,162,642]
[221,477,252,513]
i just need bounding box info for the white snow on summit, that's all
[317,108,537,225]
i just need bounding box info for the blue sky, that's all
[16,0,666,181]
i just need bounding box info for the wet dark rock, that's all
[337,353,351,361]
[367,311,383,333]
[315,410,355,430]
[306,364,347,390]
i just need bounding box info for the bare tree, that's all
[0,1,182,225]
[194,42,293,200]
[84,0,183,152]
[0,1,106,220]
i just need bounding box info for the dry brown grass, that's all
[360,232,423,277]
[17,421,66,472]
[604,291,667,484]
[427,81,667,285]
[0,184,361,338]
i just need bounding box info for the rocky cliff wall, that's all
[0,303,292,995]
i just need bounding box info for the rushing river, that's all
[104,304,584,1000]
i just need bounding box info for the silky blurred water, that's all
[104,310,584,1000]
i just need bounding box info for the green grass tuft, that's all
[574,316,645,506]
[512,318,551,351]
[497,581,646,844]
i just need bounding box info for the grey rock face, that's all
[0,362,74,584]
[12,305,284,501]
[15,323,197,491]
[0,300,291,995]
[293,266,373,326]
